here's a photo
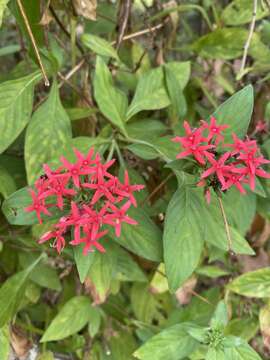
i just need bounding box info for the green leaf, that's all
[19,252,61,291]
[87,242,117,303]
[210,301,228,329]
[41,296,92,342]
[224,343,262,360]
[81,34,119,60]
[25,80,72,184]
[164,61,191,89]
[65,107,98,121]
[0,325,10,360]
[211,85,254,141]
[74,244,96,283]
[194,28,270,63]
[115,247,147,282]
[196,266,230,278]
[126,67,170,120]
[88,307,101,338]
[37,352,54,360]
[0,166,16,198]
[227,268,270,298]
[225,318,259,342]
[222,0,269,25]
[0,0,9,27]
[0,71,41,154]
[0,253,44,327]
[111,207,163,262]
[94,56,128,135]
[164,65,187,122]
[163,187,204,291]
[110,331,137,360]
[134,323,198,360]
[206,348,225,360]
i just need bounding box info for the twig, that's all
[217,192,233,253]
[239,0,257,77]
[57,72,93,107]
[16,0,50,86]
[111,22,165,45]
[115,0,132,49]
[49,5,85,54]
[58,58,85,87]
[140,173,174,206]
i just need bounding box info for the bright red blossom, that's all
[25,147,144,255]
[172,118,270,203]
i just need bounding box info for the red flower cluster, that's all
[172,117,270,203]
[25,148,144,254]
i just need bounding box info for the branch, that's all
[238,0,257,78]
[115,0,132,49]
[16,0,50,86]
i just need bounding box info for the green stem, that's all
[217,192,233,253]
[114,140,126,169]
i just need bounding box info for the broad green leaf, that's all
[0,253,44,327]
[87,242,117,303]
[65,107,98,121]
[94,56,128,135]
[164,61,191,89]
[0,166,16,198]
[196,266,230,278]
[227,268,270,298]
[225,318,259,341]
[222,0,268,25]
[81,33,119,60]
[131,283,163,324]
[0,325,10,360]
[150,263,169,294]
[126,119,167,140]
[126,67,170,120]
[19,252,61,291]
[110,331,137,360]
[163,187,204,291]
[0,71,41,154]
[210,301,228,329]
[37,352,54,360]
[224,343,262,360]
[74,244,96,283]
[164,65,187,122]
[88,307,101,338]
[115,247,147,282]
[41,296,92,342]
[134,323,198,360]
[111,207,163,262]
[206,348,225,360]
[25,80,72,184]
[212,85,254,141]
[0,0,9,27]
[194,28,270,63]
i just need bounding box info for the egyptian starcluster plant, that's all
[25,148,144,255]
[172,117,270,203]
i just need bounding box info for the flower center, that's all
[212,127,218,133]
[190,145,197,151]
[188,136,194,142]
[71,169,78,175]
[83,160,89,166]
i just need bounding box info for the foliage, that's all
[0,1,270,359]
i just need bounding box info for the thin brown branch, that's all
[58,58,86,87]
[238,0,257,77]
[115,0,132,50]
[49,5,85,55]
[111,22,165,45]
[16,0,50,86]
[141,173,174,206]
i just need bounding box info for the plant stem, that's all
[16,0,50,86]
[217,192,233,253]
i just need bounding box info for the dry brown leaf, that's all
[238,249,270,273]
[10,325,32,360]
[175,276,197,305]
[72,0,97,21]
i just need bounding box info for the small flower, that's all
[39,229,65,254]
[39,177,76,209]
[201,117,229,144]
[82,178,115,205]
[255,120,268,134]
[25,190,51,224]
[60,156,83,187]
[106,201,137,237]
[201,152,232,187]
[114,170,145,206]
